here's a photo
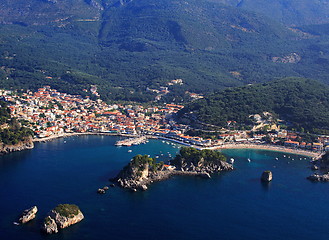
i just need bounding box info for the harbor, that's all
[115,136,148,146]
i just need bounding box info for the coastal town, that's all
[0,86,328,156]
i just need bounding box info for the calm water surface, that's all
[0,135,328,240]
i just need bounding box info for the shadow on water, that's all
[261,181,272,191]
[0,149,32,169]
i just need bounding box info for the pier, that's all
[115,136,148,146]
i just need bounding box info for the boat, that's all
[230,158,235,164]
[275,157,279,160]
[128,150,132,153]
[13,222,20,226]
[247,158,251,162]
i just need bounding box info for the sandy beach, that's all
[208,143,322,159]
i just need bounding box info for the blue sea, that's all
[0,135,328,240]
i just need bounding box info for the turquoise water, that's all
[0,135,328,240]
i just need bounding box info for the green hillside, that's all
[179,78,329,134]
[1,0,329,102]
[0,101,33,145]
[210,0,329,26]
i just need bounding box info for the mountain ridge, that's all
[1,0,329,102]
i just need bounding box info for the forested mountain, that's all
[1,0,329,102]
[211,0,329,26]
[178,78,329,134]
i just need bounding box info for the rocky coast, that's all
[0,138,34,155]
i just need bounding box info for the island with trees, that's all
[113,147,233,191]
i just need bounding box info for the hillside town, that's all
[0,86,328,152]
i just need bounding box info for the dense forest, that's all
[171,147,227,167]
[212,0,329,26]
[1,0,329,102]
[178,78,329,134]
[0,101,33,145]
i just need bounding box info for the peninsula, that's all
[114,147,233,191]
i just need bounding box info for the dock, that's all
[115,136,148,146]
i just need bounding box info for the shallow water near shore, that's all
[0,135,328,240]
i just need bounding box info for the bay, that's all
[0,135,328,240]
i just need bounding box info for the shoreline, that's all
[208,144,322,159]
[33,133,323,159]
[32,132,144,143]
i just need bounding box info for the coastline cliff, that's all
[114,147,233,191]
[0,137,34,155]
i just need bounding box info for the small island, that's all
[42,204,84,234]
[18,206,38,224]
[114,147,233,191]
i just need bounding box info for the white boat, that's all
[247,158,251,162]
[13,222,20,226]
[275,157,279,160]
[230,158,235,164]
[128,150,132,153]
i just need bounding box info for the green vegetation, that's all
[44,216,52,225]
[54,204,80,218]
[179,78,329,134]
[128,154,164,173]
[171,147,226,166]
[212,0,329,26]
[0,101,11,124]
[0,101,33,145]
[2,0,329,103]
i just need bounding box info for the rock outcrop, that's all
[307,173,329,182]
[42,216,58,234]
[42,204,84,234]
[18,206,38,224]
[272,53,301,64]
[261,171,273,182]
[0,138,34,155]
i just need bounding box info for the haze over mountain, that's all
[1,0,329,102]
[212,0,329,26]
